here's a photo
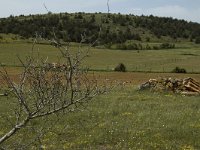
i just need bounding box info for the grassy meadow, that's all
[1,88,200,149]
[0,38,200,73]
[1,38,200,149]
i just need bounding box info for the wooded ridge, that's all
[0,12,200,45]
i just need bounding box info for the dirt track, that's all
[1,67,200,86]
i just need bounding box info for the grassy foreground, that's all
[1,86,200,149]
[0,39,200,149]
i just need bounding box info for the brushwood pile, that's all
[139,77,200,96]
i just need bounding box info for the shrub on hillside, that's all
[195,37,200,44]
[152,45,159,50]
[146,37,150,42]
[145,44,151,50]
[160,43,175,49]
[126,43,139,50]
[114,63,126,72]
[172,67,187,73]
[115,43,127,50]
[115,43,143,50]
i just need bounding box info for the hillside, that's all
[0,12,200,49]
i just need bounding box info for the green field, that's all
[1,87,200,149]
[0,41,200,73]
[1,40,200,149]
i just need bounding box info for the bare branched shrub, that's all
[0,39,109,147]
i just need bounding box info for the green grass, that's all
[1,87,200,149]
[0,42,200,73]
[1,40,200,148]
[51,89,200,149]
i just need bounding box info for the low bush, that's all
[114,42,175,50]
[115,43,142,50]
[152,45,159,50]
[114,63,126,72]
[195,37,200,44]
[172,67,187,73]
[160,43,175,49]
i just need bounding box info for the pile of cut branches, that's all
[139,77,200,96]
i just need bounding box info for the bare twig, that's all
[107,0,110,14]
[0,38,109,146]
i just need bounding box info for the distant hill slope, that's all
[0,12,200,45]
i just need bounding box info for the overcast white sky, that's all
[0,0,199,23]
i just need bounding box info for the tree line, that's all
[0,12,200,44]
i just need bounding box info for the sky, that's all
[0,0,199,23]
